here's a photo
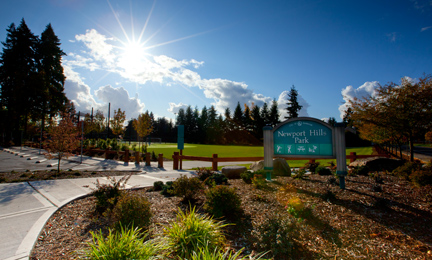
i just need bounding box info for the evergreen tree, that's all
[233,102,244,130]
[260,102,270,125]
[37,23,67,124]
[285,85,303,119]
[198,106,208,143]
[176,108,186,126]
[269,99,280,126]
[207,105,218,143]
[0,19,39,143]
[242,104,253,132]
[251,104,263,138]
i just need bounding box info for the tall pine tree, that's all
[285,85,303,119]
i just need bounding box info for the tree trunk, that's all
[409,137,414,162]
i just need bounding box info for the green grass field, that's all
[126,142,373,168]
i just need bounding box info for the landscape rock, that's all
[249,159,291,176]
[221,166,247,179]
[349,157,404,172]
[250,160,264,171]
[273,158,291,176]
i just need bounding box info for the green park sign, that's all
[273,118,335,158]
[263,117,348,189]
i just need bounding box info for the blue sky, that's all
[1,0,431,122]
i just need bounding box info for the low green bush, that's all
[161,181,174,196]
[153,181,164,191]
[92,175,131,214]
[204,185,242,220]
[110,191,152,231]
[304,161,320,173]
[349,165,370,176]
[240,170,255,184]
[251,214,297,259]
[170,175,204,202]
[163,207,228,259]
[315,166,332,176]
[84,227,159,260]
[252,174,267,189]
[188,246,268,260]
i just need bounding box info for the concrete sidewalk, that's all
[0,146,254,260]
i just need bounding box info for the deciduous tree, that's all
[110,108,126,138]
[347,76,432,161]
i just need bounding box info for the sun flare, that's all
[119,41,148,73]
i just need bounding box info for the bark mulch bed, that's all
[21,172,432,259]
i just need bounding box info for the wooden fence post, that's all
[124,150,129,163]
[212,154,218,171]
[158,154,163,168]
[146,152,151,166]
[350,152,356,163]
[173,152,179,170]
[135,151,140,165]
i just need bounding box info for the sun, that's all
[119,41,148,74]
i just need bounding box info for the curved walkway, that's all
[0,146,254,260]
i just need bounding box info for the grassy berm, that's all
[22,167,432,260]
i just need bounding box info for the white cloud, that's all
[338,81,380,119]
[277,91,310,121]
[421,26,432,32]
[386,32,397,42]
[67,29,309,119]
[75,29,116,66]
[94,85,145,119]
[168,102,189,114]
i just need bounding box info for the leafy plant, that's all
[153,181,164,191]
[316,166,332,176]
[84,227,159,260]
[188,246,268,260]
[163,207,228,259]
[170,175,204,202]
[252,174,267,189]
[92,175,131,214]
[304,161,320,173]
[196,168,214,181]
[349,165,370,176]
[251,214,297,259]
[294,168,308,179]
[161,181,174,196]
[204,185,242,220]
[110,191,152,231]
[240,170,255,184]
[392,161,423,180]
[410,168,432,187]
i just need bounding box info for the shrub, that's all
[252,174,267,189]
[315,166,332,175]
[292,168,307,179]
[196,168,214,182]
[151,151,157,161]
[188,246,268,260]
[196,168,228,186]
[153,181,164,191]
[327,176,337,185]
[131,143,137,151]
[410,168,432,187]
[120,143,130,151]
[240,171,255,184]
[110,191,152,231]
[251,214,296,259]
[84,227,159,260]
[98,139,107,150]
[163,207,227,259]
[204,185,242,220]
[92,175,131,214]
[161,181,174,196]
[350,165,370,176]
[392,161,423,180]
[170,175,204,202]
[304,161,320,173]
[208,173,228,186]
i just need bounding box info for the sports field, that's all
[127,142,373,168]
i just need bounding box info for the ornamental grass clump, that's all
[187,245,268,260]
[84,226,160,260]
[162,207,228,259]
